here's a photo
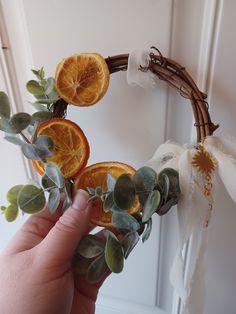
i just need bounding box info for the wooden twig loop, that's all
[105,49,219,143]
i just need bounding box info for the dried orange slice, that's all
[32,118,89,179]
[73,162,141,227]
[55,53,110,107]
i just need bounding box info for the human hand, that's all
[0,189,107,314]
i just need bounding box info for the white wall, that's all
[0,0,236,313]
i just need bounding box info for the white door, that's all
[0,1,236,313]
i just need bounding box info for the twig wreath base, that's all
[0,47,218,283]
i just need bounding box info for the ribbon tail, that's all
[183,228,208,314]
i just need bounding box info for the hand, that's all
[0,189,106,314]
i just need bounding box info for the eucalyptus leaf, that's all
[5,204,18,222]
[157,196,179,216]
[61,193,71,212]
[112,211,140,232]
[26,80,44,95]
[133,166,157,206]
[18,184,46,214]
[30,111,53,125]
[35,98,59,105]
[142,190,161,223]
[103,192,114,213]
[30,102,48,111]
[45,77,55,95]
[77,234,105,258]
[10,112,31,132]
[142,218,153,243]
[107,173,116,191]
[158,168,180,197]
[45,163,65,188]
[73,253,94,274]
[162,173,170,203]
[48,188,60,214]
[0,117,15,133]
[27,124,36,135]
[7,185,24,205]
[41,174,57,189]
[113,174,135,210]
[4,134,24,146]
[105,231,124,273]
[21,143,41,160]
[121,231,139,259]
[34,135,53,150]
[0,91,10,119]
[87,254,108,283]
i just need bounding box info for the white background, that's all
[0,1,236,313]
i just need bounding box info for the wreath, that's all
[2,47,234,312]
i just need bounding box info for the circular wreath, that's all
[0,47,219,283]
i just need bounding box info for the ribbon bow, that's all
[146,135,236,314]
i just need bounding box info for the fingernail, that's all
[72,189,89,211]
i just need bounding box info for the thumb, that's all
[38,189,91,265]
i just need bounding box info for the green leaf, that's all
[142,190,161,223]
[157,196,179,216]
[0,117,15,133]
[87,254,108,283]
[113,174,135,210]
[35,98,58,105]
[30,102,48,111]
[34,135,53,150]
[41,174,57,189]
[105,231,124,273]
[45,77,55,95]
[142,218,152,243]
[48,188,60,214]
[161,173,170,203]
[73,253,94,274]
[45,163,65,188]
[158,168,180,197]
[133,166,157,206]
[0,91,10,119]
[112,211,140,231]
[4,134,24,146]
[103,192,114,213]
[121,231,139,259]
[18,184,46,214]
[7,185,24,205]
[26,80,44,95]
[21,143,41,160]
[10,112,31,132]
[30,111,53,125]
[5,204,18,222]
[60,180,72,212]
[107,173,116,191]
[77,234,105,258]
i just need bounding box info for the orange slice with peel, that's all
[32,118,90,179]
[73,162,141,227]
[55,53,110,106]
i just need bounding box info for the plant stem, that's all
[20,131,30,143]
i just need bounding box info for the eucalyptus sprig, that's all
[26,67,60,111]
[75,166,181,283]
[0,163,72,222]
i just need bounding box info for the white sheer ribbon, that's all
[146,135,236,314]
[127,50,156,88]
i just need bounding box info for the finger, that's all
[38,189,91,266]
[5,198,65,254]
